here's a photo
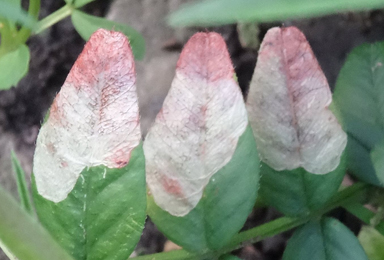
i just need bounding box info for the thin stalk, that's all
[11,151,34,215]
[343,202,384,236]
[34,4,73,34]
[133,182,369,260]
[17,0,41,43]
[0,19,14,56]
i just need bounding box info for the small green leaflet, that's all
[0,44,30,90]
[283,218,368,260]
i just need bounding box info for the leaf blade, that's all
[168,0,384,27]
[0,44,30,90]
[0,186,75,260]
[246,26,346,174]
[283,217,368,260]
[32,145,147,260]
[334,42,384,186]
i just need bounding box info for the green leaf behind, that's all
[147,125,260,252]
[0,44,30,90]
[358,226,384,260]
[71,10,145,60]
[0,186,74,260]
[259,152,346,217]
[32,145,147,260]
[334,42,384,186]
[168,0,384,27]
[0,1,36,29]
[283,217,368,260]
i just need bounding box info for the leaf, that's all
[144,32,249,217]
[147,125,259,252]
[283,217,368,260]
[73,0,94,8]
[259,151,346,216]
[0,1,36,29]
[32,145,146,260]
[0,44,30,90]
[11,151,33,215]
[334,42,384,186]
[358,226,384,260]
[371,140,384,185]
[0,186,75,260]
[346,136,381,185]
[71,10,145,60]
[219,255,242,260]
[168,0,384,27]
[33,29,142,203]
[246,26,346,174]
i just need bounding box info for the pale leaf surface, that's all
[144,32,248,216]
[247,26,346,174]
[33,29,141,202]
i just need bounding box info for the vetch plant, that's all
[1,24,384,260]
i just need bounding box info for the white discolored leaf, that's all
[144,32,248,216]
[33,29,141,202]
[246,26,346,174]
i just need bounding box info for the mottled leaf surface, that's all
[247,26,346,174]
[33,29,141,202]
[32,145,146,260]
[334,42,384,186]
[283,218,368,260]
[147,126,259,252]
[144,32,249,216]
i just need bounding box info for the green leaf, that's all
[32,144,147,260]
[358,226,384,260]
[71,10,145,60]
[283,217,368,260]
[0,1,36,29]
[11,151,33,215]
[0,186,75,260]
[73,0,94,8]
[334,42,384,186]
[219,255,241,260]
[147,125,260,252]
[0,44,30,90]
[371,140,384,185]
[259,152,346,217]
[168,0,384,27]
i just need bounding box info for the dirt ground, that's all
[1,0,384,259]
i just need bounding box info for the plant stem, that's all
[133,182,369,260]
[34,4,73,34]
[0,19,14,56]
[343,202,384,236]
[17,0,41,44]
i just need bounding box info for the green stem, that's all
[0,19,14,56]
[17,0,41,44]
[34,4,73,34]
[343,202,384,236]
[133,182,369,260]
